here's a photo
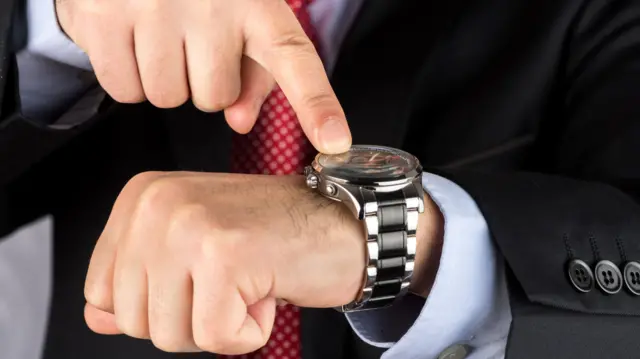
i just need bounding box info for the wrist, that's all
[409,193,444,298]
[333,191,444,306]
[339,191,444,305]
[276,180,367,308]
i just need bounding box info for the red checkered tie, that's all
[225,1,320,358]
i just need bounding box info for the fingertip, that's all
[84,279,114,315]
[224,104,258,135]
[84,303,122,335]
[315,117,352,154]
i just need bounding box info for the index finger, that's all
[243,1,352,154]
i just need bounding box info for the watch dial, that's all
[317,146,417,180]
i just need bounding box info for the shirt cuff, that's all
[25,0,92,70]
[345,173,511,359]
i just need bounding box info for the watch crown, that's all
[306,174,319,189]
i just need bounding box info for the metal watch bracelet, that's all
[337,182,423,312]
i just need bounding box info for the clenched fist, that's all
[55,0,351,154]
[83,172,441,354]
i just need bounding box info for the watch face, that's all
[315,145,419,182]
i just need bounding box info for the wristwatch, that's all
[304,145,425,312]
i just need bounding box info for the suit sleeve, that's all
[436,1,640,357]
[25,0,92,69]
[0,0,102,237]
[0,0,105,180]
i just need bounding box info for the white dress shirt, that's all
[0,1,512,358]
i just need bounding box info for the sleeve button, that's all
[623,261,640,296]
[595,260,623,294]
[567,259,594,293]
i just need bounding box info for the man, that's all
[1,0,639,358]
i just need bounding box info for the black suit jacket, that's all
[2,0,640,358]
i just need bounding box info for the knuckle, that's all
[271,32,316,54]
[109,88,146,104]
[121,171,165,197]
[300,91,337,111]
[83,284,110,310]
[146,88,189,109]
[192,98,231,113]
[192,326,228,353]
[166,203,210,245]
[195,329,265,355]
[127,171,164,187]
[93,65,146,104]
[199,225,247,265]
[139,177,187,207]
[116,317,148,340]
[192,68,241,113]
[132,177,189,222]
[173,203,209,225]
[151,334,191,353]
[198,236,232,279]
[217,87,241,108]
[141,61,189,109]
[192,90,239,113]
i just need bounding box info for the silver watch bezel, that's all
[306,145,423,220]
[310,145,423,187]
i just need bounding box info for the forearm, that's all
[25,0,91,70]
[0,0,104,187]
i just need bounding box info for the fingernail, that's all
[318,118,351,153]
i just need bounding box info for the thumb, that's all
[84,303,122,335]
[225,57,275,134]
